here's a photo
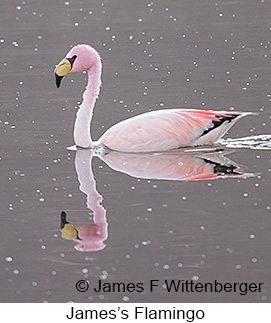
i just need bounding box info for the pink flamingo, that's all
[54,44,253,152]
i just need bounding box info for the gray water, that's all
[0,0,271,302]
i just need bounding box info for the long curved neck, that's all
[74,60,102,148]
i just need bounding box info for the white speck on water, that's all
[142,240,151,246]
[100,271,108,280]
[147,207,152,212]
[163,264,169,269]
[16,6,22,10]
[39,197,45,202]
[192,275,199,281]
[5,257,13,262]
[249,234,255,239]
[177,263,183,268]
[252,258,257,263]
[235,264,241,269]
[13,269,19,275]
[122,296,129,301]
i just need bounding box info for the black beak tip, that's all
[60,211,68,228]
[55,73,63,88]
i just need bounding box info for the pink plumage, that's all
[100,109,251,152]
[55,44,253,152]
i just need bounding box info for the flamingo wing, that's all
[99,109,251,152]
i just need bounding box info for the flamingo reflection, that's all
[60,148,254,252]
[61,150,108,252]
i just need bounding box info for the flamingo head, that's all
[54,44,101,88]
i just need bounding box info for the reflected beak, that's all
[60,211,79,240]
[54,58,72,88]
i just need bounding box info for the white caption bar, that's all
[1,303,268,322]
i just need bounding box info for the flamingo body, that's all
[54,44,253,152]
[99,109,250,152]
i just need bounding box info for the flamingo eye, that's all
[67,55,77,68]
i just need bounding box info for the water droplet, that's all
[5,256,13,262]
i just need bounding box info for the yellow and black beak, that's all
[60,211,79,240]
[54,55,77,88]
